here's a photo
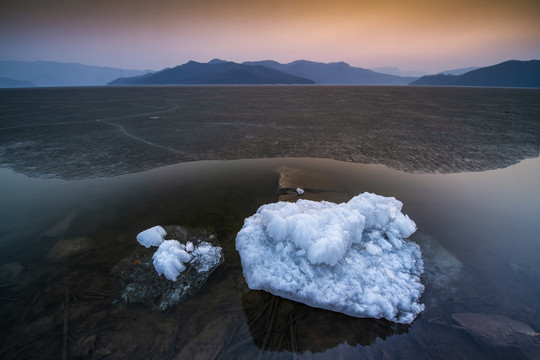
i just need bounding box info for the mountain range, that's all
[109,59,314,85]
[410,60,540,87]
[436,67,479,76]
[0,76,35,88]
[1,59,538,87]
[109,59,540,87]
[0,60,152,87]
[111,59,416,85]
[242,60,417,84]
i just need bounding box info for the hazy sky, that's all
[1,0,539,73]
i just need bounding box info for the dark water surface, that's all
[1,86,539,359]
[1,157,539,359]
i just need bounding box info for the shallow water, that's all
[1,156,539,359]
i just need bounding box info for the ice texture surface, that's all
[151,239,222,281]
[136,225,167,248]
[152,240,192,281]
[190,242,224,273]
[235,192,425,324]
[135,225,223,281]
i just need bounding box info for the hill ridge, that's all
[410,60,540,87]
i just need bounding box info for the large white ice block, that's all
[235,192,424,324]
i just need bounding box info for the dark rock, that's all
[112,226,223,310]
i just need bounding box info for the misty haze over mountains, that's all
[242,60,417,85]
[0,60,151,87]
[0,59,538,87]
[370,66,478,77]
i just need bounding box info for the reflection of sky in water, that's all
[1,156,539,358]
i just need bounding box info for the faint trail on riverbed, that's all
[0,97,183,155]
[97,118,181,154]
[96,99,182,154]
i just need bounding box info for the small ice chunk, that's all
[137,225,224,282]
[149,238,223,281]
[137,226,167,248]
[152,240,192,281]
[190,242,223,273]
[296,187,304,195]
[236,192,424,324]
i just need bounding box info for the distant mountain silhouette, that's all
[6,58,536,87]
[207,58,228,64]
[109,60,315,85]
[436,67,479,76]
[0,60,152,87]
[370,66,427,77]
[410,60,540,87]
[244,60,417,84]
[0,76,35,88]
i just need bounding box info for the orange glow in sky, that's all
[1,0,539,72]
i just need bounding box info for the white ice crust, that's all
[152,239,223,281]
[152,240,192,281]
[136,227,222,281]
[136,225,167,248]
[190,242,223,273]
[235,192,425,324]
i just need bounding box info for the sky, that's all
[1,0,539,73]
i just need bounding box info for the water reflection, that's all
[242,290,410,354]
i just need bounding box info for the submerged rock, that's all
[112,226,223,310]
[451,312,539,356]
[413,233,463,306]
[42,212,76,238]
[0,262,23,288]
[276,166,347,202]
[47,237,95,260]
